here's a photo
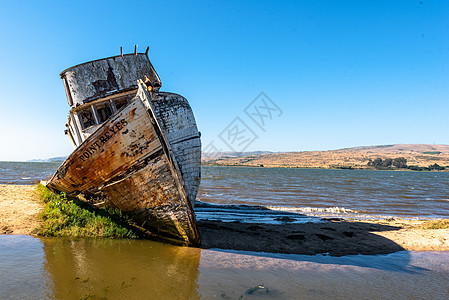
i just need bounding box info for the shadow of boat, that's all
[195,202,418,271]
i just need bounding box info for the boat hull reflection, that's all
[42,238,201,299]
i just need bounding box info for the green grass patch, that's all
[36,184,142,238]
[421,219,449,230]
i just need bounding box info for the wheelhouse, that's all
[60,51,161,148]
[65,91,136,147]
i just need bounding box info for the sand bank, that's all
[1,184,448,255]
[0,184,43,235]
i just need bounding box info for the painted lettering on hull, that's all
[79,119,129,162]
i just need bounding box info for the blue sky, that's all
[0,0,448,161]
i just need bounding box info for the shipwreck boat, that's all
[46,48,201,246]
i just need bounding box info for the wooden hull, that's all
[150,92,201,206]
[48,82,200,246]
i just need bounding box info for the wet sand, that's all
[198,219,449,256]
[1,184,448,256]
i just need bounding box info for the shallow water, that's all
[1,235,448,299]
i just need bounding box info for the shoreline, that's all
[202,163,449,172]
[1,184,448,256]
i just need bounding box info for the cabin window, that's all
[79,109,96,129]
[96,102,113,123]
[114,97,129,111]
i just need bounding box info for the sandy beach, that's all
[0,184,43,235]
[1,184,448,256]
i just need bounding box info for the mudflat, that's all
[1,184,448,256]
[199,219,449,256]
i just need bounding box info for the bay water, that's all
[2,162,448,221]
[1,162,448,299]
[197,166,449,222]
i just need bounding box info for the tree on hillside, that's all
[392,157,407,168]
[429,163,445,171]
[382,158,393,167]
[371,158,383,168]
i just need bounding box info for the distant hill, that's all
[203,144,449,170]
[28,156,67,163]
[340,144,449,153]
[202,151,273,161]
